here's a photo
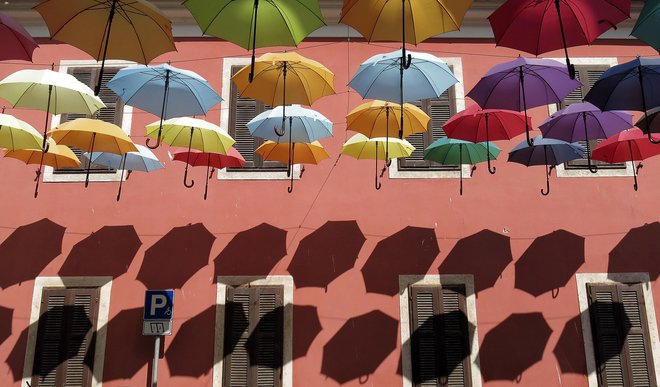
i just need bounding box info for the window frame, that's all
[43,60,134,184]
[399,274,482,387]
[576,273,660,387]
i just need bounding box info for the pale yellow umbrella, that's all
[0,113,44,151]
[4,138,80,169]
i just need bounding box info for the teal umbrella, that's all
[424,138,501,195]
[632,0,660,53]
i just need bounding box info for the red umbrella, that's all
[443,104,530,173]
[0,12,38,61]
[172,148,245,200]
[488,0,630,78]
[592,128,660,191]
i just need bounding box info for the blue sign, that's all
[144,290,174,320]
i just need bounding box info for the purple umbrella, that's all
[539,102,632,173]
[0,12,38,62]
[467,57,581,146]
[508,136,584,196]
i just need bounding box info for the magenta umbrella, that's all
[172,148,245,200]
[0,12,38,61]
[443,104,530,174]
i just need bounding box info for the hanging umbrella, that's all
[171,148,246,200]
[35,0,176,95]
[349,49,458,140]
[255,140,329,193]
[424,138,501,195]
[489,0,630,79]
[341,133,415,190]
[83,144,164,201]
[539,102,632,173]
[634,106,660,135]
[346,100,429,165]
[107,64,222,148]
[48,118,137,188]
[468,57,580,146]
[443,105,529,174]
[0,12,39,62]
[632,0,660,53]
[4,138,80,170]
[591,128,660,191]
[508,136,584,196]
[584,57,660,144]
[184,0,325,82]
[145,117,235,188]
[0,112,44,151]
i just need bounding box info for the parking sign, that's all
[143,290,174,336]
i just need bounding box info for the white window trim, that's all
[43,59,135,183]
[217,57,301,180]
[545,57,634,178]
[399,274,482,387]
[389,57,469,179]
[213,275,294,387]
[576,273,660,387]
[22,276,113,387]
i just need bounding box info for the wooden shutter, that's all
[410,284,472,387]
[32,287,100,387]
[587,283,657,387]
[224,285,284,387]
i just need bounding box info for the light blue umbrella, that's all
[84,144,164,201]
[349,49,458,139]
[107,64,222,148]
[247,104,332,142]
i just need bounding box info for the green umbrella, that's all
[184,0,325,82]
[632,0,660,52]
[424,138,501,195]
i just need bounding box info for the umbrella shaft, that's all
[96,0,118,95]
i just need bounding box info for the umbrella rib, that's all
[560,0,591,43]
[534,1,554,57]
[433,0,461,32]
[44,2,102,38]
[268,1,302,45]
[115,1,150,63]
[168,75,208,114]
[364,1,392,42]
[522,66,564,104]
[197,1,234,36]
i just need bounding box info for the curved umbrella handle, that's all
[633,162,643,191]
[648,130,660,144]
[541,180,550,196]
[375,143,381,190]
[43,141,50,154]
[145,135,161,149]
[183,168,195,188]
[404,53,412,70]
[541,147,550,196]
[274,124,285,137]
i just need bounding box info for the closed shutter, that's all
[224,285,284,387]
[410,285,472,387]
[587,283,657,387]
[32,287,100,387]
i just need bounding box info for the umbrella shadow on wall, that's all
[609,222,660,280]
[136,223,216,290]
[0,306,13,346]
[287,220,366,291]
[58,225,142,283]
[0,218,65,289]
[361,227,440,296]
[438,230,513,295]
[515,230,585,298]
[214,223,287,279]
[165,305,216,378]
[100,308,153,382]
[553,314,587,375]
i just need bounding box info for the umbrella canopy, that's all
[592,128,660,190]
[3,138,80,169]
[424,138,501,195]
[248,104,332,143]
[256,140,329,192]
[467,57,580,145]
[0,113,43,151]
[172,148,245,200]
[632,0,660,53]
[489,0,630,78]
[634,106,660,134]
[508,136,584,195]
[584,57,660,144]
[0,12,38,62]
[443,105,529,174]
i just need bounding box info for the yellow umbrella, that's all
[4,138,80,169]
[0,113,44,151]
[255,140,329,192]
[48,118,137,188]
[341,133,415,189]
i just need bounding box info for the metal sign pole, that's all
[152,335,161,387]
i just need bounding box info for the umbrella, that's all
[146,117,235,189]
[35,0,176,95]
[172,148,245,200]
[632,0,660,53]
[0,11,38,62]
[634,106,660,134]
[48,118,137,188]
[346,100,429,164]
[539,102,633,173]
[321,310,398,384]
[184,0,325,82]
[84,144,164,201]
[480,312,552,381]
[424,138,501,195]
[255,140,329,192]
[287,220,366,289]
[443,104,528,174]
[489,0,630,79]
[467,57,580,146]
[349,49,458,140]
[0,112,43,151]
[3,138,81,171]
[584,57,660,144]
[107,64,222,148]
[341,133,415,190]
[508,136,584,196]
[591,128,660,191]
